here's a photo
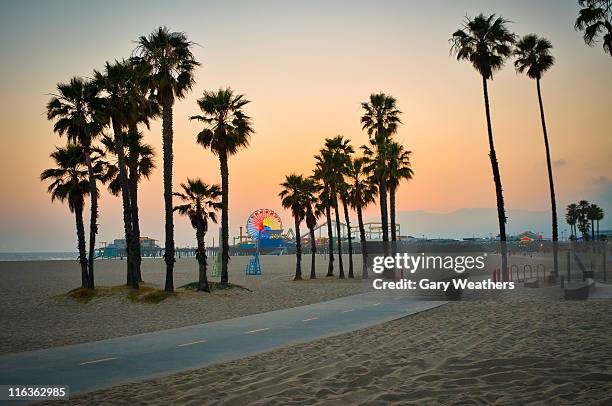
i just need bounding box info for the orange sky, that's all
[0,0,610,251]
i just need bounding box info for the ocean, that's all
[0,252,79,261]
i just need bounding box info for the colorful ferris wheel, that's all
[246,209,283,240]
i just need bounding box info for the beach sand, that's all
[5,253,612,404]
[0,255,367,354]
[44,289,612,405]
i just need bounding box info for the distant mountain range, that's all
[368,208,573,240]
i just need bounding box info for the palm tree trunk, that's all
[195,211,210,292]
[112,120,139,289]
[536,78,558,277]
[357,205,368,278]
[333,189,345,278]
[128,124,142,282]
[309,224,316,279]
[379,178,390,257]
[591,220,595,242]
[162,100,175,292]
[390,185,397,242]
[74,198,89,289]
[294,216,302,280]
[79,115,97,290]
[341,196,354,278]
[219,149,230,285]
[129,172,142,282]
[82,141,97,289]
[325,196,334,277]
[482,76,509,281]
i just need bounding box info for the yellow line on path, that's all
[178,339,207,347]
[244,328,270,334]
[302,317,318,322]
[79,357,117,366]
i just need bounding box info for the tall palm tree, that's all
[566,203,579,240]
[315,136,353,278]
[313,175,335,277]
[450,13,516,281]
[101,131,155,282]
[338,180,355,278]
[135,27,199,292]
[46,77,103,289]
[174,179,221,292]
[279,174,308,281]
[514,34,559,275]
[578,200,592,240]
[303,177,320,279]
[387,141,413,244]
[191,88,254,286]
[41,145,101,288]
[360,93,402,258]
[575,0,612,57]
[122,58,160,280]
[587,203,600,242]
[347,157,378,278]
[328,136,353,278]
[93,61,145,289]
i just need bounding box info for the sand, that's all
[5,253,612,404]
[44,289,612,405]
[0,255,366,354]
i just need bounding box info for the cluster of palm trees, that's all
[42,27,253,292]
[566,201,606,241]
[450,13,570,280]
[279,93,413,281]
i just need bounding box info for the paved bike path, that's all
[0,291,446,401]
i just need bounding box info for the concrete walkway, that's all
[0,291,445,401]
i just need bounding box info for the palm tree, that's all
[387,141,413,244]
[313,175,335,277]
[347,157,378,278]
[575,0,612,57]
[514,33,558,275]
[578,200,592,240]
[135,27,199,292]
[327,136,353,278]
[101,131,155,282]
[587,203,600,242]
[338,180,355,278]
[450,13,516,281]
[174,179,221,292]
[93,61,144,289]
[566,203,579,240]
[41,145,101,288]
[303,177,320,279]
[360,93,402,257]
[46,77,103,289]
[191,88,254,286]
[122,58,160,280]
[594,205,604,240]
[279,174,308,281]
[315,136,353,278]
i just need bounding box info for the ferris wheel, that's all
[246,209,283,240]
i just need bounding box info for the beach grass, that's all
[59,284,175,304]
[180,281,252,292]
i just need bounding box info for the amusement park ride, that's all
[209,208,399,277]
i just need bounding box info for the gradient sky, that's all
[0,0,610,251]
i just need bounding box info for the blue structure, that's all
[245,252,262,275]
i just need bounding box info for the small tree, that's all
[174,179,221,292]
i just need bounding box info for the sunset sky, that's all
[0,0,610,251]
